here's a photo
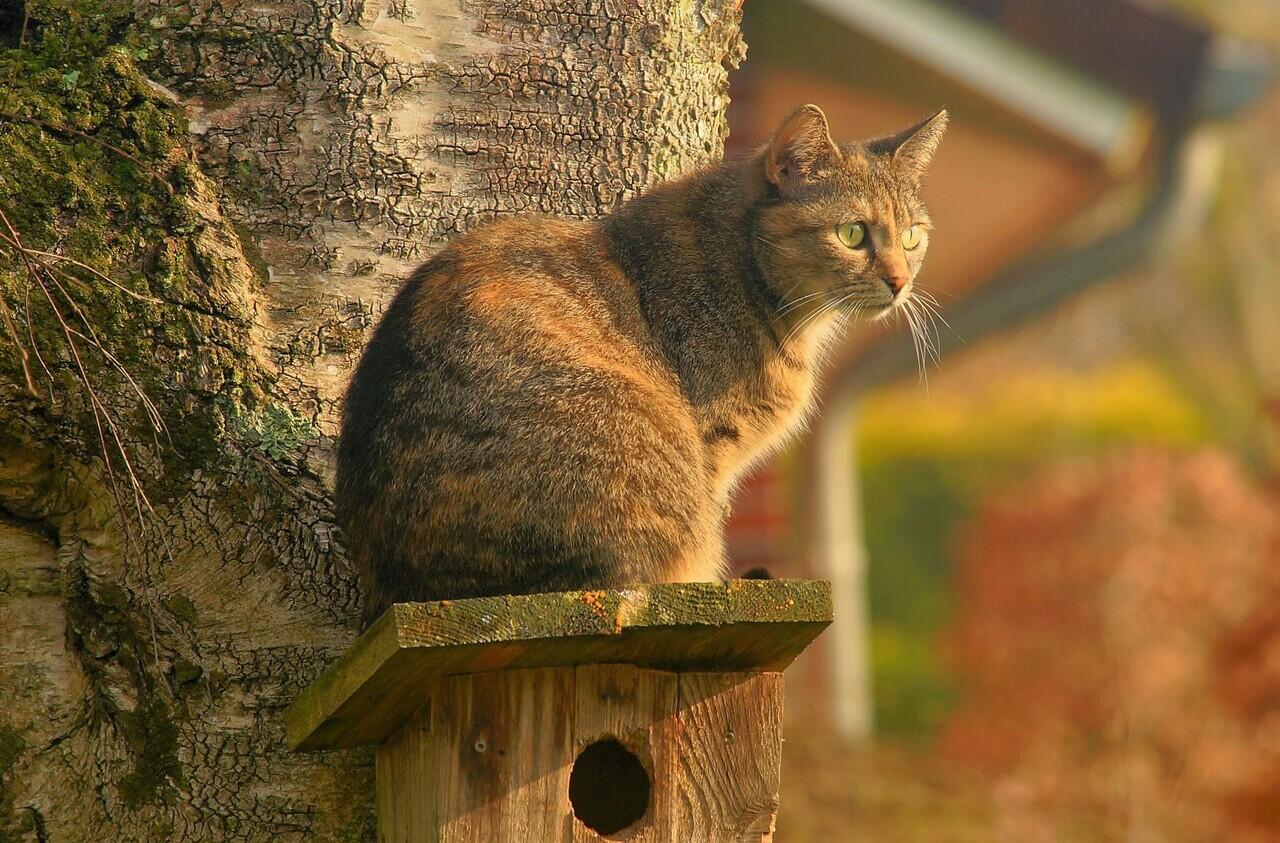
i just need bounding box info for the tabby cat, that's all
[337,104,947,626]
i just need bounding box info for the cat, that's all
[336,104,946,626]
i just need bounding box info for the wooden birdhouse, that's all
[285,580,832,842]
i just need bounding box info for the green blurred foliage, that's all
[856,362,1214,738]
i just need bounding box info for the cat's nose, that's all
[882,274,909,297]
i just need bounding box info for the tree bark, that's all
[0,1,745,839]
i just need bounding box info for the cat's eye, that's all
[836,221,866,249]
[902,224,924,251]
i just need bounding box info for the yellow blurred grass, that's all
[858,362,1208,464]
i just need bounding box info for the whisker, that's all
[780,305,829,349]
[910,297,940,363]
[777,289,835,317]
[908,306,923,382]
[913,297,940,364]
[780,294,846,349]
[778,285,870,347]
[914,291,961,343]
[917,285,960,301]
[913,300,942,394]
[901,297,928,386]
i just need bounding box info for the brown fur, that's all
[337,105,947,625]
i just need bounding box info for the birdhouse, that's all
[285,580,832,842]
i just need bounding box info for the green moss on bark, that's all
[0,1,270,505]
[57,566,198,813]
[116,697,185,809]
[0,15,278,824]
[161,592,198,625]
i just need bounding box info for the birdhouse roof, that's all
[285,579,832,751]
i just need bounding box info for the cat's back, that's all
[402,215,632,334]
[339,213,686,499]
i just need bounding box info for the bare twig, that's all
[0,113,175,194]
[0,204,167,552]
[0,208,169,441]
[22,265,56,401]
[0,293,36,395]
[25,248,162,303]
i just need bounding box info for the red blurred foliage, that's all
[943,449,1280,842]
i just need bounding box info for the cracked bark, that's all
[0,1,745,840]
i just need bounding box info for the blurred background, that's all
[718,1,1280,840]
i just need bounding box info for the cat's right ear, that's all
[765,104,838,190]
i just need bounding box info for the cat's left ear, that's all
[873,109,948,182]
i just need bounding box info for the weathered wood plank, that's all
[287,579,831,751]
[673,673,782,843]
[376,668,575,843]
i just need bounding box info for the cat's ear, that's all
[873,109,948,182]
[765,104,839,189]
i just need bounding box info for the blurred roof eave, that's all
[802,0,1157,171]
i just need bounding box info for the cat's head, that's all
[753,104,947,334]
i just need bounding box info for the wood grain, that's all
[377,668,575,843]
[295,582,822,841]
[673,673,783,843]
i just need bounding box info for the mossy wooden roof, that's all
[286,579,832,751]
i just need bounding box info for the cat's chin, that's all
[869,302,898,321]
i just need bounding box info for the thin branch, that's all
[38,268,151,528]
[22,266,56,401]
[0,205,161,553]
[0,113,175,194]
[0,207,168,439]
[0,293,36,395]
[24,247,162,303]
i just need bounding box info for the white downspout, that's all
[813,393,874,741]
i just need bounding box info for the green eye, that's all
[902,224,924,251]
[836,221,866,249]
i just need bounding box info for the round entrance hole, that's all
[568,739,650,836]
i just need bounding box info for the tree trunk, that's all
[0,1,745,839]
